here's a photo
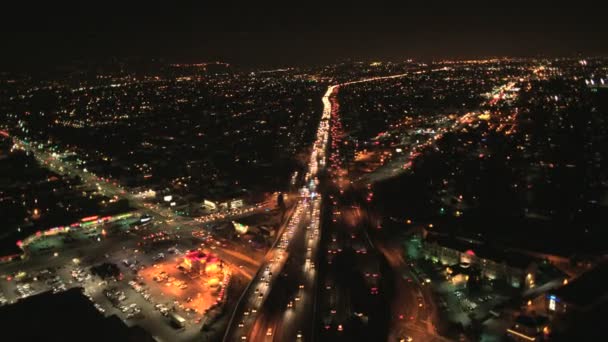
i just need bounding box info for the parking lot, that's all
[411,258,512,331]
[138,257,224,316]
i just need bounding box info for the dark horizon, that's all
[2,3,607,70]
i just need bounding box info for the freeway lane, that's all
[244,196,321,342]
[225,74,424,342]
[226,75,414,342]
[224,81,333,342]
[224,198,312,341]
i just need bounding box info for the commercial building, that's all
[416,234,539,289]
[182,249,222,275]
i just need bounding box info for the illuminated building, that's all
[420,234,539,288]
[182,250,221,275]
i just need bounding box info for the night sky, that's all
[1,2,606,69]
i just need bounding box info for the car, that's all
[287,300,293,309]
[266,328,273,336]
[238,321,245,328]
[296,331,303,340]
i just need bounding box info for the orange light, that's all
[81,215,99,222]
[507,329,536,341]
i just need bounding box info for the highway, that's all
[8,71,448,342]
[225,74,421,342]
[224,85,332,342]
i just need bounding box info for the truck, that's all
[169,312,186,329]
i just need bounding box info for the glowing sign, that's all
[81,215,99,222]
[549,295,556,311]
[232,221,248,234]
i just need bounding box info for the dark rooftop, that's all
[515,314,549,328]
[552,262,608,309]
[0,287,154,342]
